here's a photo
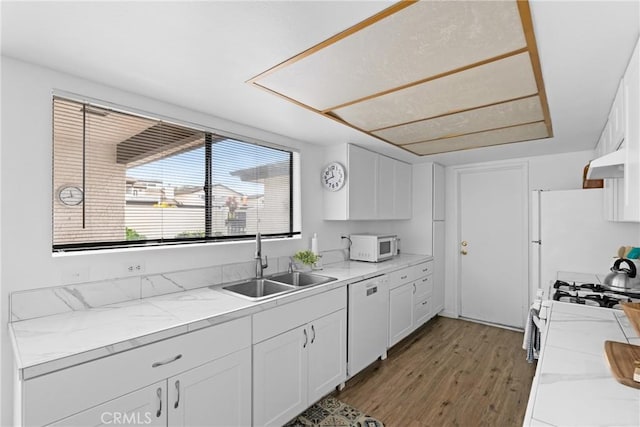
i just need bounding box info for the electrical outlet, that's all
[123,261,145,275]
[61,266,90,284]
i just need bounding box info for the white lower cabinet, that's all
[389,283,415,346]
[168,348,251,427]
[253,324,308,426]
[252,288,347,427]
[253,309,346,427]
[388,261,435,348]
[48,348,251,427]
[19,317,252,427]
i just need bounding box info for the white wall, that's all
[0,57,413,426]
[441,150,599,318]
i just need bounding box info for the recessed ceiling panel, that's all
[249,0,552,155]
[333,52,537,131]
[373,96,544,145]
[252,1,526,111]
[404,122,549,156]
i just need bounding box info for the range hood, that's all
[587,149,625,179]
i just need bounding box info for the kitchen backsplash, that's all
[10,249,349,322]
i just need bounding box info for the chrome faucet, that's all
[255,232,268,278]
[288,256,296,273]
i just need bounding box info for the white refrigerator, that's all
[531,189,640,299]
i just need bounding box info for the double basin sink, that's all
[220,271,337,300]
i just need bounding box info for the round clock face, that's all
[58,186,84,206]
[321,162,346,191]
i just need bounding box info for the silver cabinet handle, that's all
[311,325,316,344]
[413,283,416,294]
[303,328,308,348]
[401,275,408,280]
[152,354,182,368]
[174,380,180,409]
[422,277,429,282]
[422,300,428,306]
[422,267,429,272]
[156,387,163,418]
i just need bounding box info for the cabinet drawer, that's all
[414,297,432,327]
[253,287,346,343]
[412,261,433,278]
[23,317,251,427]
[389,266,419,289]
[389,261,432,289]
[414,275,433,301]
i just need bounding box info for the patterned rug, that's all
[284,397,384,427]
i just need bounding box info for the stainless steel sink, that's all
[222,279,295,300]
[269,271,337,287]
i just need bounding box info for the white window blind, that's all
[52,97,298,251]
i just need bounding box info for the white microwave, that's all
[349,234,398,262]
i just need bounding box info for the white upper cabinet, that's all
[377,153,396,219]
[609,81,626,151]
[433,163,445,220]
[324,144,413,220]
[348,144,378,220]
[394,160,412,219]
[596,37,640,222]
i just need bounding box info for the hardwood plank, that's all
[335,316,535,426]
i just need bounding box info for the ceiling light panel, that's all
[405,122,549,155]
[253,1,526,112]
[332,52,537,131]
[249,0,552,155]
[373,96,544,145]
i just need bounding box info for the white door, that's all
[168,348,251,427]
[458,164,528,328]
[388,282,414,346]
[307,309,347,403]
[48,381,166,427]
[253,325,308,427]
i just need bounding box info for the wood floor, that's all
[335,316,536,427]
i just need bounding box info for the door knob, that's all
[461,241,468,247]
[461,249,468,255]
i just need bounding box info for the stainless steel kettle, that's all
[603,258,640,291]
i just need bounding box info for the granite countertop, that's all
[524,302,640,426]
[10,254,431,380]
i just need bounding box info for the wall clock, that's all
[58,185,84,206]
[321,162,346,191]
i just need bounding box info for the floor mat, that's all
[284,396,384,427]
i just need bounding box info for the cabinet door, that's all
[610,81,626,149]
[433,163,446,220]
[253,325,308,427]
[48,382,166,427]
[308,309,347,403]
[414,297,432,327]
[623,39,640,222]
[168,347,251,427]
[394,160,413,219]
[388,283,414,347]
[433,221,446,314]
[377,155,395,219]
[348,144,377,219]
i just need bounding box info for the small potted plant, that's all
[293,250,321,271]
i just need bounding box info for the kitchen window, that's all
[52,96,299,251]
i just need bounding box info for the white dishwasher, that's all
[348,274,389,378]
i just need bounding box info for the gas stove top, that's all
[551,280,640,309]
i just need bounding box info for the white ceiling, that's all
[1,1,639,165]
